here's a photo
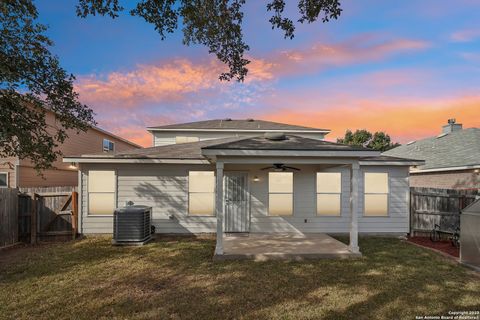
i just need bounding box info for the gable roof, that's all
[147,119,329,132]
[383,128,480,171]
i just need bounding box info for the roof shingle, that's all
[147,119,329,132]
[203,135,375,152]
[383,128,480,170]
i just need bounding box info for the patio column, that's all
[215,161,224,255]
[349,162,360,253]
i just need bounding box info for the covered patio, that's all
[215,233,361,261]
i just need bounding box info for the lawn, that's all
[0,236,479,320]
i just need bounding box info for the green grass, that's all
[0,236,479,320]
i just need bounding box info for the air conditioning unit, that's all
[113,205,153,245]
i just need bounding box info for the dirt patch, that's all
[407,236,459,258]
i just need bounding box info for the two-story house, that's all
[0,109,141,188]
[65,118,422,257]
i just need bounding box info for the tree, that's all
[76,0,342,81]
[1,0,95,172]
[1,0,341,171]
[337,129,400,152]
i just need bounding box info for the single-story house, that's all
[383,119,480,189]
[64,119,422,255]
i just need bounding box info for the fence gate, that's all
[410,187,478,236]
[18,186,78,244]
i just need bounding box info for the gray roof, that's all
[147,119,329,132]
[72,137,246,159]
[203,135,375,152]
[383,128,480,170]
[68,135,421,165]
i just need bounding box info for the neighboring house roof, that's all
[383,128,480,171]
[65,135,422,166]
[90,125,143,149]
[147,119,329,133]
[66,137,246,160]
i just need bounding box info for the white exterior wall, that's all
[78,163,410,234]
[151,131,327,147]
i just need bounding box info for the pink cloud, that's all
[256,91,480,143]
[75,34,429,111]
[73,34,434,147]
[253,35,430,77]
[75,59,224,107]
[451,29,480,42]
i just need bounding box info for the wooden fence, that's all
[0,188,19,248]
[410,187,479,236]
[1,186,78,248]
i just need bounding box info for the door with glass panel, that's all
[224,172,250,233]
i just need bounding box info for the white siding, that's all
[80,163,216,234]
[152,131,326,147]
[79,163,410,234]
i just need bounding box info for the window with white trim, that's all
[88,170,116,215]
[103,139,115,152]
[364,172,389,216]
[268,172,293,216]
[176,136,199,144]
[188,171,215,215]
[0,172,8,188]
[316,172,341,216]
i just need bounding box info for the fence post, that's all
[30,193,37,244]
[72,191,78,240]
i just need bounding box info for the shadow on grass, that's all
[1,236,479,320]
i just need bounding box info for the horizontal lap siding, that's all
[153,132,327,146]
[80,163,216,234]
[79,163,410,235]
[229,164,409,234]
[358,166,410,233]
[228,164,354,233]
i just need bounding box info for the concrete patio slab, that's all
[215,233,362,261]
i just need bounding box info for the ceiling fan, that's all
[261,163,300,171]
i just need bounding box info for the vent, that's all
[113,205,153,245]
[264,132,287,141]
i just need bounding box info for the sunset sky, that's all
[37,0,480,147]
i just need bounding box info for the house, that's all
[64,119,422,255]
[0,109,141,188]
[383,119,480,189]
[147,119,330,146]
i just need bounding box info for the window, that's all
[88,170,116,215]
[268,172,293,216]
[364,172,389,216]
[103,139,115,152]
[316,172,341,216]
[176,136,199,144]
[0,172,8,188]
[188,171,215,215]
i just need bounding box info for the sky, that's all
[36,0,480,147]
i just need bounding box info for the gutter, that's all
[63,157,210,164]
[411,164,480,173]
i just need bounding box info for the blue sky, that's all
[35,0,480,146]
